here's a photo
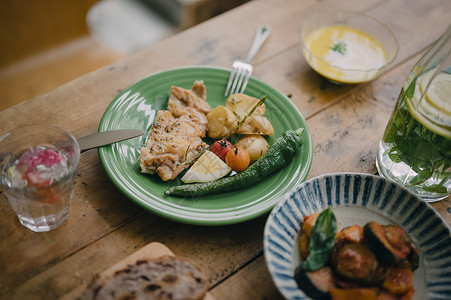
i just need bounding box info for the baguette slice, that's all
[79,255,208,300]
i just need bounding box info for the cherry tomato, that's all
[225,147,250,172]
[210,140,234,161]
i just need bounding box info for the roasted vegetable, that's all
[330,225,365,267]
[236,115,274,135]
[235,134,269,163]
[206,105,238,139]
[407,244,420,271]
[335,243,378,282]
[207,94,272,139]
[377,291,399,300]
[225,93,266,119]
[399,288,414,300]
[364,222,413,265]
[295,266,337,300]
[329,288,378,300]
[165,128,304,196]
[296,210,419,300]
[302,212,321,238]
[227,93,273,136]
[381,268,414,296]
[340,225,364,244]
[300,207,337,271]
[299,233,310,260]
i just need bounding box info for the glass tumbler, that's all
[376,24,451,202]
[0,124,80,232]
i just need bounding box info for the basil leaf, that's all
[300,207,337,271]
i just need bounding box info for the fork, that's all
[225,25,271,96]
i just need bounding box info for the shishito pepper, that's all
[165,128,304,196]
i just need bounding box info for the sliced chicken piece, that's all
[150,111,206,138]
[192,80,207,99]
[140,136,206,181]
[167,81,211,136]
[139,81,211,181]
[170,80,210,113]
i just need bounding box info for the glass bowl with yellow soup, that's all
[300,11,398,84]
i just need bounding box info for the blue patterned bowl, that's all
[264,172,451,300]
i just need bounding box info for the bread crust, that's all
[79,255,208,300]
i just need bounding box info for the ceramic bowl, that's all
[264,172,451,300]
[299,11,399,84]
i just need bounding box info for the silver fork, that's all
[225,25,271,96]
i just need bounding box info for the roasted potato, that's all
[206,105,238,139]
[235,134,269,163]
[237,115,274,135]
[226,93,265,120]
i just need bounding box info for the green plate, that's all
[98,66,313,225]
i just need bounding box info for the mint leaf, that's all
[423,184,448,193]
[406,77,417,99]
[382,82,451,194]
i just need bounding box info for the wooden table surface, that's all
[1,0,450,299]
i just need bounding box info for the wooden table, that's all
[1,0,450,299]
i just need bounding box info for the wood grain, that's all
[0,0,99,67]
[0,36,122,112]
[1,0,450,299]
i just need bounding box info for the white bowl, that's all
[264,172,451,300]
[300,11,399,84]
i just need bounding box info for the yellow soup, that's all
[303,25,387,83]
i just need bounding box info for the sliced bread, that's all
[80,255,208,300]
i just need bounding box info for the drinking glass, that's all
[0,124,80,232]
[376,24,451,202]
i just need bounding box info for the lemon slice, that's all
[406,72,451,138]
[407,69,451,138]
[421,72,451,114]
[182,150,232,183]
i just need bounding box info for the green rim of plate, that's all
[98,66,313,225]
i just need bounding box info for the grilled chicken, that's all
[139,81,211,181]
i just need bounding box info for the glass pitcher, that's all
[376,24,451,202]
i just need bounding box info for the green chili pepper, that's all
[165,128,304,196]
[300,207,337,271]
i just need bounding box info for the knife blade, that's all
[78,129,145,152]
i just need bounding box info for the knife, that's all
[78,129,145,152]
